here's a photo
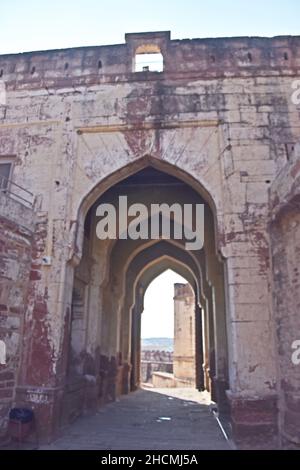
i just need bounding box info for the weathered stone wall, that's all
[141,350,173,383]
[270,143,300,448]
[0,193,35,438]
[0,31,299,446]
[173,283,196,385]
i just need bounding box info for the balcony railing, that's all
[0,175,35,209]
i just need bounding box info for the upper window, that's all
[134,44,164,72]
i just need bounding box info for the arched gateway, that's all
[0,31,299,449]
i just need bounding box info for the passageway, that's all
[42,388,230,450]
[65,162,229,428]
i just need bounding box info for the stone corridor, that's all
[41,388,230,450]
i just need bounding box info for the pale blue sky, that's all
[141,270,187,339]
[1,0,299,54]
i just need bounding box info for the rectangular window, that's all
[0,157,14,191]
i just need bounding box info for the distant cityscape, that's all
[141,337,174,352]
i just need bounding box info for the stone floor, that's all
[41,387,230,450]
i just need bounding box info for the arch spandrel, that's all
[71,156,225,263]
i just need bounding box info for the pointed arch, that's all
[72,156,222,261]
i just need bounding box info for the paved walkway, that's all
[41,388,230,450]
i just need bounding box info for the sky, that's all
[0,0,300,55]
[141,270,187,339]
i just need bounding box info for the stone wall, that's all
[141,350,173,383]
[270,143,300,448]
[0,31,299,447]
[173,283,196,385]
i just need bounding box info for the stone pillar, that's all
[205,286,216,398]
[173,283,196,386]
[210,266,229,414]
[130,305,141,391]
[201,299,211,392]
[119,300,133,395]
[15,218,74,441]
[195,303,205,391]
[225,252,278,449]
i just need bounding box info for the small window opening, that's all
[285,143,295,161]
[134,44,164,72]
[0,160,13,191]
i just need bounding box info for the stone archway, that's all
[15,155,278,447]
[135,268,198,390]
[71,155,222,264]
[121,247,203,394]
[3,31,298,449]
[62,161,229,426]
